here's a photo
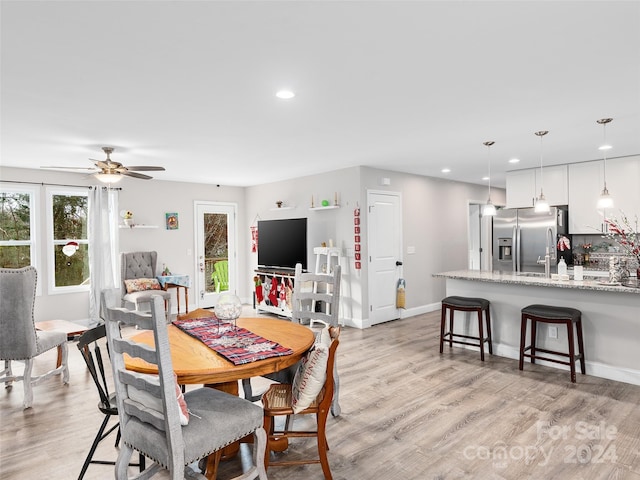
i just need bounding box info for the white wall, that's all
[2,164,505,327]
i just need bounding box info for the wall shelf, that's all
[309,205,340,211]
[269,206,295,211]
[119,224,159,229]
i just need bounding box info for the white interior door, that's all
[367,190,402,326]
[194,202,237,308]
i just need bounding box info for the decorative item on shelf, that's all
[534,130,550,213]
[120,210,134,227]
[321,199,330,207]
[276,201,283,208]
[603,212,640,279]
[580,243,592,265]
[310,195,315,208]
[482,141,496,216]
[596,118,614,210]
[334,192,339,206]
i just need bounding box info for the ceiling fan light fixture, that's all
[94,172,123,184]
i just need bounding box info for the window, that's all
[0,185,39,271]
[46,187,89,293]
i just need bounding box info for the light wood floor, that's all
[2,311,640,479]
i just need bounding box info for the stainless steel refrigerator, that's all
[492,206,569,274]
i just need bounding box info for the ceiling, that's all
[1,1,639,188]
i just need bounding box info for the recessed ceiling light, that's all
[509,158,520,164]
[276,90,295,100]
[441,168,451,173]
[482,176,490,181]
[598,144,612,151]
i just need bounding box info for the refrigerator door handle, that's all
[512,225,518,272]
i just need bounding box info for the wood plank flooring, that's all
[2,311,640,479]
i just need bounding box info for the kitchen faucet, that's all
[536,227,556,278]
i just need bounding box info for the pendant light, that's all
[482,141,496,216]
[534,130,550,213]
[596,118,614,210]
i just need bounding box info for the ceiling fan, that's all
[41,146,165,183]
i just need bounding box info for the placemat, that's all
[173,316,293,365]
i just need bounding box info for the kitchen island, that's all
[433,270,640,385]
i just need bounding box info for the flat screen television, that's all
[258,218,307,271]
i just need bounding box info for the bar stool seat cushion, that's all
[522,304,581,321]
[442,296,490,310]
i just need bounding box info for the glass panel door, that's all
[195,202,237,308]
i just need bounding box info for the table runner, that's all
[173,316,293,365]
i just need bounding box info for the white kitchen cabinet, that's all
[606,156,640,224]
[506,165,568,209]
[568,161,605,234]
[506,169,536,208]
[568,157,640,234]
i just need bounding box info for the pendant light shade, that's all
[596,118,614,210]
[534,130,550,213]
[482,141,496,216]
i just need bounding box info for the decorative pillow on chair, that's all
[124,278,162,294]
[128,373,189,425]
[291,326,332,414]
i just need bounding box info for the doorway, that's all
[467,202,493,271]
[194,202,237,308]
[367,190,402,326]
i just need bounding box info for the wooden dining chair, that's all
[101,290,268,480]
[262,326,340,480]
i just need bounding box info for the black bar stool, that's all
[519,304,586,383]
[440,296,492,361]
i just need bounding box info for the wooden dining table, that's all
[125,308,315,395]
[125,308,314,478]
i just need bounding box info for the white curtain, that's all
[88,186,119,325]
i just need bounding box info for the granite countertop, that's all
[433,270,640,294]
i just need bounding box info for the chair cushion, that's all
[34,330,67,356]
[522,304,581,321]
[291,326,331,414]
[124,278,162,294]
[442,296,490,309]
[122,387,263,467]
[123,289,171,305]
[128,373,190,425]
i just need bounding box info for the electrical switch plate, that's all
[548,326,558,339]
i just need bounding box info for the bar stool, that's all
[440,296,492,361]
[519,304,586,383]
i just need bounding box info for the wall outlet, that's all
[548,326,558,339]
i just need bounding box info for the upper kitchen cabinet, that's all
[568,156,640,234]
[568,161,604,233]
[606,156,640,224]
[506,165,568,209]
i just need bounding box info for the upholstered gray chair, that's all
[102,290,268,480]
[0,267,69,408]
[120,251,171,316]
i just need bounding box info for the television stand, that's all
[254,269,296,318]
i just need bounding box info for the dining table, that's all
[125,308,315,395]
[124,308,314,478]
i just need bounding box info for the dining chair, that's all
[120,251,171,316]
[262,326,340,480]
[76,324,145,480]
[242,263,342,417]
[0,266,69,408]
[102,290,268,480]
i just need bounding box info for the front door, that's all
[367,190,402,326]
[195,202,237,308]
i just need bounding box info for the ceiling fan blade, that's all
[122,171,153,180]
[124,166,166,172]
[41,166,99,172]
